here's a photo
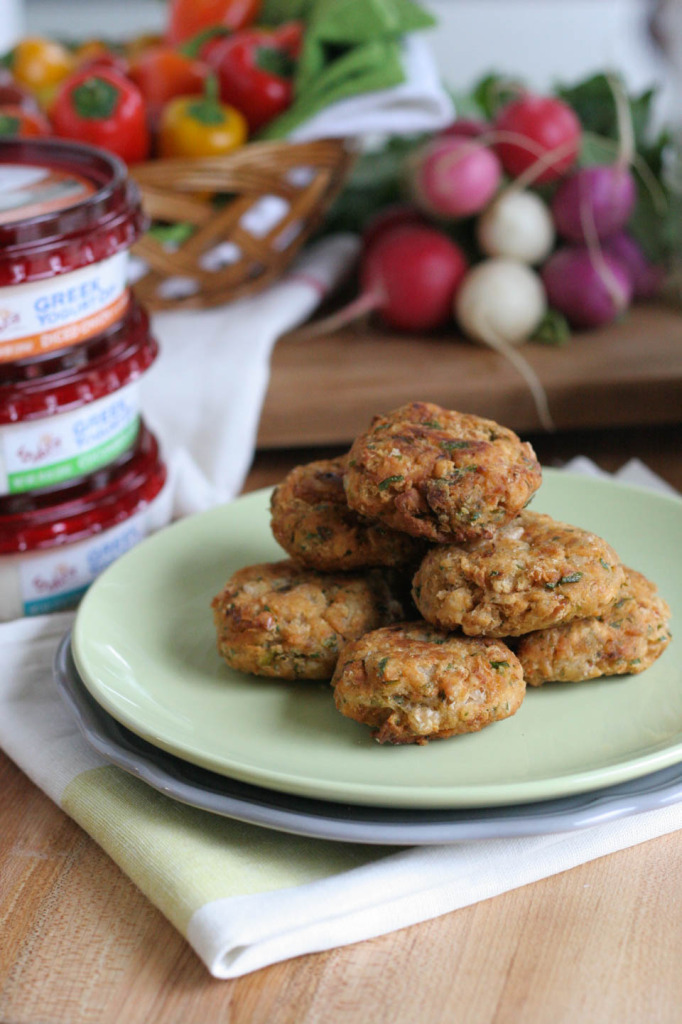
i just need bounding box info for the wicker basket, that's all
[129,138,356,312]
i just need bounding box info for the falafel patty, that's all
[343,401,542,544]
[212,560,406,680]
[412,510,625,637]
[332,622,525,744]
[516,567,672,686]
[270,456,425,571]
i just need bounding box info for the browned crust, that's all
[331,621,525,744]
[516,567,673,685]
[343,402,542,544]
[212,560,406,680]
[270,456,425,571]
[412,510,626,636]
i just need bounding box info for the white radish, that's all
[455,258,554,430]
[477,190,555,264]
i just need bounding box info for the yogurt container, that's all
[0,300,157,495]
[0,425,172,620]
[0,138,147,363]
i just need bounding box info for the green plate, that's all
[72,469,681,809]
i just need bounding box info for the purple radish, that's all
[551,164,637,242]
[602,231,665,299]
[541,246,633,328]
[410,135,502,219]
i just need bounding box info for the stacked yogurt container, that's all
[0,139,173,620]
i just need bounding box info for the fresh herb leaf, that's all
[545,571,584,590]
[490,660,509,670]
[378,475,404,491]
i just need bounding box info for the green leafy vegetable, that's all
[531,309,571,346]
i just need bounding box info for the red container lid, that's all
[0,299,157,425]
[0,424,167,554]
[0,138,147,286]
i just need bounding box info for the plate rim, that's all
[71,469,681,809]
[55,631,682,845]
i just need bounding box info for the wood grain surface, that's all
[258,303,682,447]
[2,429,682,1024]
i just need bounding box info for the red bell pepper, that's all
[206,22,303,133]
[50,67,150,163]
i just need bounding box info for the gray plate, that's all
[54,632,682,846]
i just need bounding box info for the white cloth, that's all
[143,234,360,515]
[1,460,680,979]
[289,36,454,143]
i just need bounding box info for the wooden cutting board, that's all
[257,302,682,447]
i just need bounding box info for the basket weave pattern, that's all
[130,139,355,311]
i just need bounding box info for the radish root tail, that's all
[477,326,555,432]
[292,290,381,341]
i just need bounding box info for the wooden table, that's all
[258,303,682,447]
[2,422,682,1023]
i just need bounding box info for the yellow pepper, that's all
[158,83,248,159]
[12,37,74,94]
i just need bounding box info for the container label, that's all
[1,381,141,494]
[19,510,150,616]
[0,165,96,225]
[0,251,130,362]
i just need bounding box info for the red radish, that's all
[358,225,468,331]
[494,95,581,184]
[542,246,632,328]
[440,118,488,138]
[552,165,637,242]
[298,224,469,337]
[361,203,426,252]
[602,231,664,299]
[410,135,502,219]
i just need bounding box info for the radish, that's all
[361,203,426,252]
[494,94,581,184]
[602,230,664,299]
[454,258,553,430]
[410,135,502,219]
[552,75,639,245]
[551,164,637,242]
[298,224,469,337]
[440,118,488,139]
[477,190,555,264]
[541,246,633,328]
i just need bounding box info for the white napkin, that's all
[288,35,454,142]
[143,234,359,516]
[1,459,680,979]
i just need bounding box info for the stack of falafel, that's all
[212,402,672,746]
